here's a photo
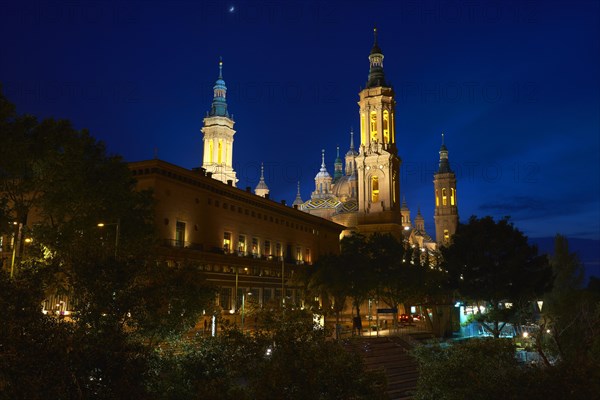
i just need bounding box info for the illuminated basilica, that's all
[200,29,459,257]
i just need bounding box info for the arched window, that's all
[209,140,214,163]
[371,176,379,203]
[451,188,456,205]
[436,189,440,207]
[383,110,389,144]
[442,188,447,206]
[218,140,223,164]
[370,111,377,142]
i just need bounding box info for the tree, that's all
[413,339,521,400]
[307,253,349,337]
[0,89,217,397]
[148,309,387,400]
[443,216,551,338]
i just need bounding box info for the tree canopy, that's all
[442,216,552,337]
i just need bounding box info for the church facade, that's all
[293,30,459,254]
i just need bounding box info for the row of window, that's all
[208,197,320,235]
[436,187,457,207]
[360,109,394,146]
[223,232,311,263]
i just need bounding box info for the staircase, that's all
[344,336,420,400]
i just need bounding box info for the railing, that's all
[162,239,204,251]
[160,240,311,265]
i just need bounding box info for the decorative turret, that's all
[333,146,343,182]
[209,58,229,117]
[433,132,458,246]
[437,132,452,173]
[312,149,333,199]
[254,162,269,198]
[415,208,425,231]
[366,27,387,89]
[401,197,411,229]
[345,127,358,176]
[201,58,238,186]
[292,181,304,207]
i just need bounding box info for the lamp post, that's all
[281,251,285,308]
[241,291,250,334]
[9,221,22,279]
[235,267,248,327]
[97,219,120,257]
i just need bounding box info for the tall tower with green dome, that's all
[201,59,238,186]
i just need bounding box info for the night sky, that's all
[2,1,599,274]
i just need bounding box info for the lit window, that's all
[223,232,231,253]
[436,189,440,207]
[444,229,450,240]
[371,175,379,203]
[217,140,222,164]
[209,140,214,163]
[442,188,447,206]
[451,188,455,205]
[252,237,259,256]
[370,111,377,142]
[238,235,246,254]
[383,110,389,144]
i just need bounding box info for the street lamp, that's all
[281,251,285,308]
[97,219,120,257]
[9,221,23,279]
[235,267,248,325]
[241,292,252,334]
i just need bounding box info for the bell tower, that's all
[433,133,458,246]
[355,28,402,232]
[201,59,238,186]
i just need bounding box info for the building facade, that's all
[298,29,459,250]
[130,159,343,313]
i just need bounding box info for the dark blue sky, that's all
[2,2,599,256]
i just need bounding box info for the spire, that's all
[415,207,425,231]
[401,196,409,210]
[366,27,387,88]
[313,149,332,198]
[346,127,358,157]
[254,162,269,197]
[437,131,452,173]
[334,145,343,181]
[209,58,229,117]
[292,181,304,207]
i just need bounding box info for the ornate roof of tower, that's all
[292,181,304,206]
[366,27,387,88]
[370,26,382,55]
[346,127,358,157]
[401,196,409,210]
[437,132,452,174]
[209,58,229,117]
[254,163,269,197]
[315,149,331,180]
[334,145,343,181]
